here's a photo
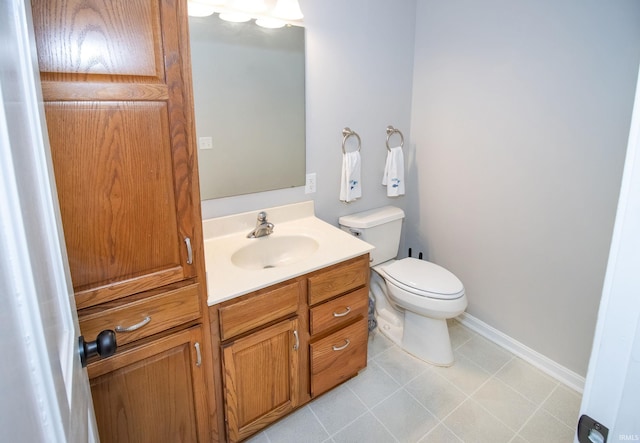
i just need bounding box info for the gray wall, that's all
[408,0,640,375]
[200,0,417,231]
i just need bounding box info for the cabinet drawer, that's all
[79,283,201,347]
[309,287,368,336]
[310,317,368,397]
[219,281,300,341]
[308,255,369,306]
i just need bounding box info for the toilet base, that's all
[375,309,403,347]
[402,311,455,367]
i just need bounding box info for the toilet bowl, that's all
[374,258,467,366]
[339,206,467,366]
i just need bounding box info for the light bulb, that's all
[218,11,252,22]
[255,18,286,28]
[187,1,216,17]
[234,0,267,13]
[272,0,303,20]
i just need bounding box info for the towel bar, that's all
[386,125,404,151]
[342,127,361,154]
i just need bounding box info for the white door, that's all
[577,66,640,442]
[0,1,98,442]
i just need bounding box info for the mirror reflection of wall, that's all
[189,16,306,200]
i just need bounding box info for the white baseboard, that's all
[456,313,585,393]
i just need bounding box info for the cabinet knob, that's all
[78,330,117,368]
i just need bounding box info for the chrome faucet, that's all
[247,211,274,238]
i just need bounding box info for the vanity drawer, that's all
[310,316,368,397]
[219,281,300,341]
[307,255,369,306]
[309,287,368,336]
[79,282,201,347]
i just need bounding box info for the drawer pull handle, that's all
[194,342,202,367]
[332,339,350,351]
[115,316,151,333]
[333,306,351,318]
[184,237,193,265]
[293,330,299,351]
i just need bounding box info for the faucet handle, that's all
[257,211,267,222]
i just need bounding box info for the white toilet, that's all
[339,206,467,366]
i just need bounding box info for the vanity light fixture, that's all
[187,0,227,17]
[272,0,303,20]
[255,17,286,28]
[187,1,217,17]
[189,0,303,27]
[233,0,267,13]
[218,11,252,22]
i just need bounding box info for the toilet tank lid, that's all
[338,206,405,229]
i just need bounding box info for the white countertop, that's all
[203,201,374,305]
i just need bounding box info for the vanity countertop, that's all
[203,201,374,305]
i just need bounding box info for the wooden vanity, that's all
[210,254,370,442]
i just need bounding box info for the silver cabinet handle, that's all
[115,316,151,333]
[293,330,299,351]
[332,339,350,351]
[194,342,202,367]
[333,306,351,317]
[184,237,193,265]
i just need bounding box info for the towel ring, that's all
[386,126,404,152]
[342,127,361,154]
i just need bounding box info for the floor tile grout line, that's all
[401,386,461,443]
[306,403,335,440]
[509,380,577,440]
[430,355,523,441]
[327,385,401,443]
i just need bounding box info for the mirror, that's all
[189,15,306,200]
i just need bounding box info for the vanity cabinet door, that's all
[222,318,300,443]
[31,0,200,309]
[87,326,209,443]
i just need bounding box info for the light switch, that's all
[305,173,316,194]
[199,136,213,150]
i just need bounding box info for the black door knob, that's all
[79,330,117,368]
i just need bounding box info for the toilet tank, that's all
[339,206,405,266]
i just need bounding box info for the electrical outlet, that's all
[199,136,213,150]
[305,173,316,194]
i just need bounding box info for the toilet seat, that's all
[381,258,464,300]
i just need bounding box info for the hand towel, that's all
[340,151,362,202]
[382,146,405,197]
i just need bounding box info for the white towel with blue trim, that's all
[382,146,405,197]
[340,151,362,202]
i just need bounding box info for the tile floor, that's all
[246,320,582,443]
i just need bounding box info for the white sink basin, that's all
[231,235,319,270]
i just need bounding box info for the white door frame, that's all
[577,66,640,441]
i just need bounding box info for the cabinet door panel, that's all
[223,318,300,442]
[88,327,209,443]
[46,101,186,307]
[32,0,164,80]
